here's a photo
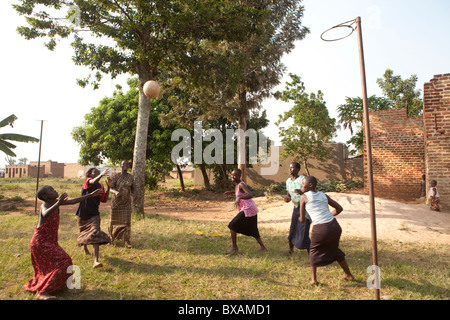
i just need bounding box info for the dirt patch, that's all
[4,192,449,244]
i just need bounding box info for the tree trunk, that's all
[199,163,211,189]
[303,160,310,176]
[176,164,185,191]
[132,65,153,214]
[220,163,228,181]
[238,88,248,182]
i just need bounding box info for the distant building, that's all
[4,161,85,179]
[3,161,122,179]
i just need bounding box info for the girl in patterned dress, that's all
[284,162,311,255]
[223,169,267,255]
[108,160,135,248]
[24,186,101,300]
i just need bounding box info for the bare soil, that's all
[3,191,449,244]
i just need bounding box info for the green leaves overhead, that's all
[13,0,267,89]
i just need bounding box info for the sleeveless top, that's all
[75,178,105,219]
[304,191,334,225]
[236,182,258,217]
[429,187,440,198]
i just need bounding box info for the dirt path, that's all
[142,192,450,244]
[5,192,449,244]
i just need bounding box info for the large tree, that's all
[224,0,309,181]
[0,114,39,157]
[275,74,336,175]
[163,0,309,182]
[14,0,265,213]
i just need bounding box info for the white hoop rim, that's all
[320,19,356,42]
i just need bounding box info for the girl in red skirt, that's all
[24,185,101,300]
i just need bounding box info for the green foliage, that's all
[13,0,266,89]
[317,180,364,193]
[275,74,336,175]
[338,68,423,155]
[337,95,392,155]
[0,115,39,157]
[376,69,423,117]
[71,77,174,166]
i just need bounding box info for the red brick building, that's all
[364,73,450,209]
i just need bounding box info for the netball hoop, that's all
[320,19,356,42]
[321,17,380,301]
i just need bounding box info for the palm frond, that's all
[0,114,18,129]
[0,133,39,143]
[0,141,17,157]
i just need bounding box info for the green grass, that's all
[0,178,448,300]
[0,210,449,300]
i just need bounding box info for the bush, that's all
[317,180,363,193]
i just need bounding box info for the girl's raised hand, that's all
[57,192,68,205]
[106,177,112,187]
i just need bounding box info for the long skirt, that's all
[23,213,73,295]
[309,218,346,267]
[77,215,111,246]
[109,206,132,242]
[430,197,441,211]
[288,206,311,250]
[228,211,260,238]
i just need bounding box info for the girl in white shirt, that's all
[299,176,354,285]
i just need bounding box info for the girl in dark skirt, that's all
[76,168,111,268]
[284,162,311,255]
[299,176,354,285]
[224,169,267,255]
[288,207,311,252]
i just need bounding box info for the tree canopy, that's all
[338,68,423,155]
[14,0,268,213]
[275,74,336,175]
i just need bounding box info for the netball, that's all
[143,80,160,98]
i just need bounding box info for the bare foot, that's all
[93,261,103,269]
[125,241,132,249]
[310,280,319,286]
[258,247,268,253]
[225,248,238,256]
[339,274,355,281]
[36,293,58,300]
[284,250,293,256]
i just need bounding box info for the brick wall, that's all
[423,74,450,209]
[364,108,425,201]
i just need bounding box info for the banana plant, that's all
[0,114,39,157]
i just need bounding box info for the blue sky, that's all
[1,0,450,168]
